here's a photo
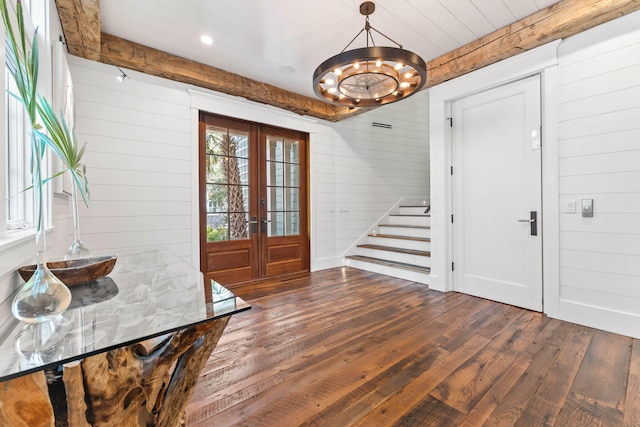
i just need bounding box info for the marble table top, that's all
[0,248,250,382]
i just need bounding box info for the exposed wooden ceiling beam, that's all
[425,0,640,88]
[55,0,640,121]
[55,0,100,61]
[99,33,358,122]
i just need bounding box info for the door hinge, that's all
[448,117,453,127]
[450,166,453,175]
[451,214,454,223]
[451,262,455,271]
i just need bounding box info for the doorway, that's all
[199,113,309,288]
[451,75,542,311]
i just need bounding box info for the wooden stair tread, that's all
[389,214,431,217]
[346,255,431,274]
[399,205,430,208]
[368,234,431,242]
[378,224,431,229]
[357,244,430,257]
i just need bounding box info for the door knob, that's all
[517,219,535,223]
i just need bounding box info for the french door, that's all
[199,113,309,289]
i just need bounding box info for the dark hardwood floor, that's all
[184,267,640,426]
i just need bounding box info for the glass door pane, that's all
[266,136,300,237]
[205,125,250,241]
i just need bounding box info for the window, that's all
[5,52,34,231]
[1,0,48,240]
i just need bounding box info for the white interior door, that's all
[452,75,542,311]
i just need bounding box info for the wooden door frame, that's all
[199,113,260,300]
[258,125,310,278]
[198,113,310,297]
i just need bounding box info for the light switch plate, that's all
[582,199,593,217]
[566,200,576,213]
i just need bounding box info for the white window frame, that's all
[1,0,50,245]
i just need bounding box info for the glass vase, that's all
[12,135,72,324]
[64,178,91,260]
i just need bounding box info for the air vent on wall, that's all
[372,122,392,129]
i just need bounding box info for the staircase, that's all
[345,204,431,285]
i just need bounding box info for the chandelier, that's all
[313,1,427,108]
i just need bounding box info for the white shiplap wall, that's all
[556,11,640,337]
[313,92,430,269]
[68,58,429,272]
[429,10,640,339]
[71,67,193,260]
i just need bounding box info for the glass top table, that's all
[0,248,250,382]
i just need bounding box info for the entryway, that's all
[451,75,542,311]
[199,113,309,289]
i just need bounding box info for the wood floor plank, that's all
[190,289,477,425]
[554,329,632,426]
[553,392,625,427]
[514,326,593,426]
[392,395,465,427]
[187,274,459,424]
[299,344,450,427]
[205,301,460,424]
[351,333,491,426]
[458,351,535,427]
[481,321,576,426]
[189,284,454,408]
[430,310,546,415]
[183,267,639,427]
[624,340,640,427]
[567,329,632,410]
[299,298,513,426]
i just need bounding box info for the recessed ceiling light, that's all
[200,35,213,45]
[279,65,295,74]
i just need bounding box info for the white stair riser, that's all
[388,216,431,227]
[356,247,431,267]
[399,206,430,215]
[346,259,430,285]
[368,236,430,252]
[378,226,430,239]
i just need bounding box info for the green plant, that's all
[1,0,89,204]
[207,226,228,241]
[2,0,82,321]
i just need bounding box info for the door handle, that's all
[260,217,271,233]
[246,217,258,233]
[518,211,537,236]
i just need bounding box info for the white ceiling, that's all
[100,0,559,98]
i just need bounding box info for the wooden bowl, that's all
[18,255,117,286]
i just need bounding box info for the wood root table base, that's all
[0,317,230,427]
